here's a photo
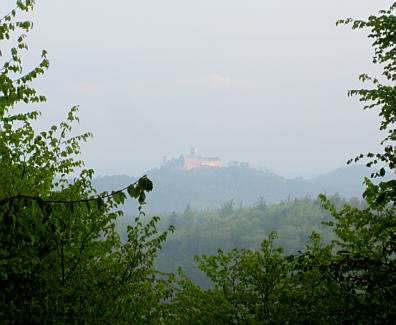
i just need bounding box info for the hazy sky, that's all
[3,0,392,177]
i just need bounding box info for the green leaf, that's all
[138,192,146,205]
[138,176,153,192]
[96,197,104,210]
[127,184,138,198]
[37,198,44,210]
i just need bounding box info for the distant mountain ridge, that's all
[92,164,376,214]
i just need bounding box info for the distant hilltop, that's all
[163,147,222,170]
[92,164,372,213]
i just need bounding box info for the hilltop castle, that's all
[163,147,222,170]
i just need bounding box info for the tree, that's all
[219,198,234,218]
[167,3,395,323]
[294,3,396,323]
[169,233,292,324]
[0,2,173,323]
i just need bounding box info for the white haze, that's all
[2,0,391,178]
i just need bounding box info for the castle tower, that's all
[191,147,198,157]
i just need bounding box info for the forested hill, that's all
[92,164,373,213]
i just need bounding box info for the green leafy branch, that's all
[338,3,396,176]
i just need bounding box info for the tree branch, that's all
[0,176,145,207]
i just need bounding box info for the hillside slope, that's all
[92,164,373,213]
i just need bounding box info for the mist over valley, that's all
[93,150,374,214]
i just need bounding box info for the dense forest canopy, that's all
[0,1,395,324]
[147,195,362,288]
